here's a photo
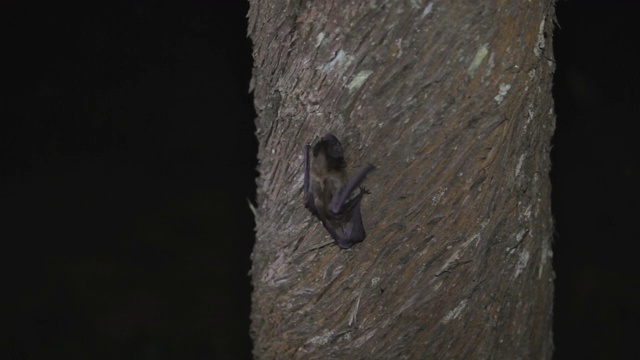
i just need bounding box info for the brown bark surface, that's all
[248,1,556,358]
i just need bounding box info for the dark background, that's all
[551,1,639,359]
[2,1,638,359]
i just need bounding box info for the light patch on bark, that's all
[347,70,374,91]
[306,330,335,346]
[316,32,325,47]
[534,18,546,57]
[442,299,467,324]
[514,249,530,278]
[393,38,403,58]
[320,49,353,73]
[353,329,377,348]
[431,187,447,205]
[437,235,476,275]
[539,243,553,279]
[515,229,527,245]
[523,204,532,220]
[472,233,481,247]
[348,293,362,327]
[515,153,526,177]
[485,51,495,76]
[421,2,434,18]
[468,44,489,77]
[494,83,512,104]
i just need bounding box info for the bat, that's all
[303,134,375,249]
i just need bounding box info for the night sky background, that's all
[2,1,638,359]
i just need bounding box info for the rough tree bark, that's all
[248,1,556,358]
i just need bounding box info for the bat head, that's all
[313,133,346,171]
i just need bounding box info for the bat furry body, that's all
[303,134,374,249]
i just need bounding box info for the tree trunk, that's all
[248,1,556,358]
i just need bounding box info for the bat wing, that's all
[329,163,374,214]
[321,187,368,248]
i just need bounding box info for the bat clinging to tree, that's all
[303,134,375,249]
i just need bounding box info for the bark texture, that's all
[248,1,556,358]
